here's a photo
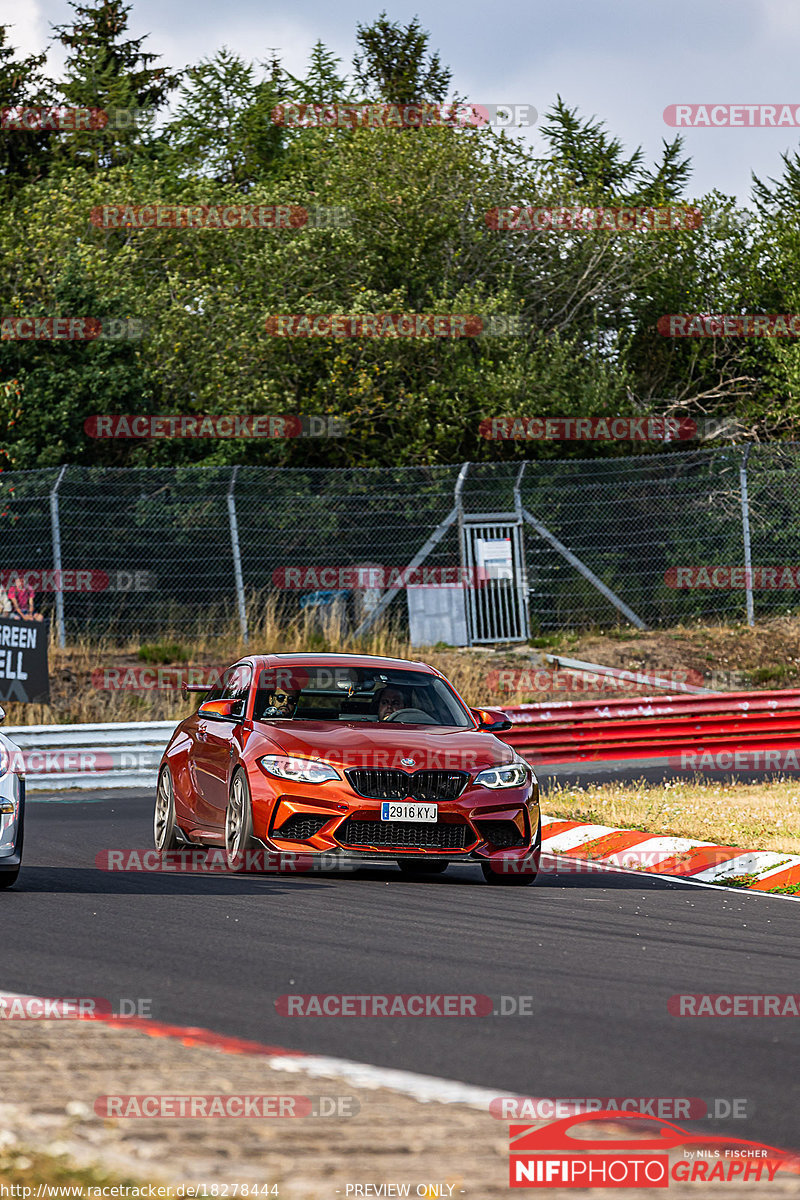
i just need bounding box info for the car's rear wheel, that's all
[225,770,255,869]
[396,859,448,875]
[154,768,180,850]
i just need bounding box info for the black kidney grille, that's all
[475,820,526,849]
[336,819,472,849]
[345,769,468,801]
[273,813,330,841]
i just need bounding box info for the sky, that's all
[4,0,800,202]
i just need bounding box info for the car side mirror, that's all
[198,698,239,720]
[471,706,512,733]
[0,705,5,723]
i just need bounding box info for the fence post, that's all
[227,466,248,643]
[49,464,68,648]
[740,444,754,627]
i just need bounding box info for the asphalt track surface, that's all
[4,789,800,1152]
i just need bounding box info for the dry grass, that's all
[1,599,499,727]
[544,777,800,855]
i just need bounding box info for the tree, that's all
[540,97,691,201]
[166,48,285,188]
[52,0,178,169]
[0,27,55,199]
[353,13,451,105]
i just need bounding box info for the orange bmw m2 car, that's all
[154,653,540,884]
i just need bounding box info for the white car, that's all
[0,706,24,889]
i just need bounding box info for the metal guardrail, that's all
[6,689,800,791]
[5,721,173,790]
[501,689,800,765]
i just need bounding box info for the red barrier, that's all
[500,689,800,764]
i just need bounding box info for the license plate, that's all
[380,802,437,822]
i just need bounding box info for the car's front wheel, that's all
[396,859,448,875]
[154,768,180,850]
[225,770,255,869]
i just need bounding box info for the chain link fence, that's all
[1,446,799,642]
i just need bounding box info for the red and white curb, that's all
[540,815,800,893]
[0,992,506,1110]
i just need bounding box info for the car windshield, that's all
[253,666,472,727]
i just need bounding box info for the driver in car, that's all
[377,686,407,721]
[262,688,300,718]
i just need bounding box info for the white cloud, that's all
[0,0,47,60]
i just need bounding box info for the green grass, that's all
[746,664,793,685]
[137,641,190,664]
[0,1146,147,1191]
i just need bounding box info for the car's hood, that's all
[249,719,516,775]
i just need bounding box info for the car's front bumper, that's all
[0,770,24,871]
[253,778,540,863]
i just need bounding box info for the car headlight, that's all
[474,761,529,789]
[258,755,341,784]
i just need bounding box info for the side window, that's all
[221,663,252,718]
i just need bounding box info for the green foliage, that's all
[0,16,798,470]
[138,640,189,662]
[0,27,56,199]
[352,13,452,104]
[52,0,178,169]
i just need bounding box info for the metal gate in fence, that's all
[460,518,530,643]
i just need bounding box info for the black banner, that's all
[0,617,49,702]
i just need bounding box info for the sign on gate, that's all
[0,616,50,702]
